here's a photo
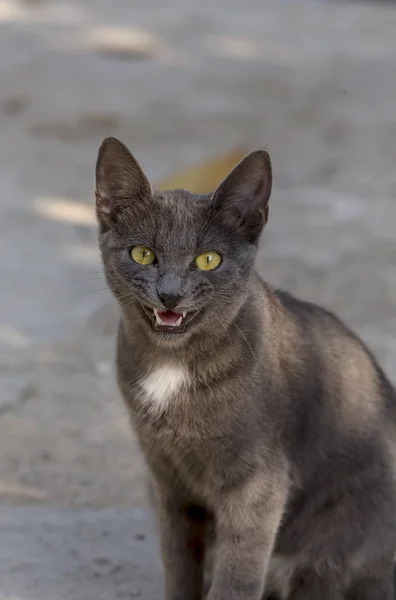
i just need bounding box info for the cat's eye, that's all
[131,245,156,266]
[194,251,222,271]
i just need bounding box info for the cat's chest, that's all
[133,363,216,456]
[128,361,256,498]
[134,363,210,477]
[137,363,190,417]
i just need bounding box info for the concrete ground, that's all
[0,507,162,600]
[1,0,396,597]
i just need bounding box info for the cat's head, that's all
[95,137,272,346]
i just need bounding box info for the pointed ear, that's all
[95,137,151,231]
[211,149,272,242]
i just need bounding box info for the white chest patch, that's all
[139,364,189,413]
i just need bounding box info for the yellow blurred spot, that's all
[88,26,161,60]
[0,482,46,501]
[156,147,247,194]
[0,1,24,22]
[35,197,95,225]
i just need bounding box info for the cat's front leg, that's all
[157,493,207,600]
[207,471,288,600]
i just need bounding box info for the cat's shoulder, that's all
[273,288,339,324]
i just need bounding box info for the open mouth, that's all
[154,308,186,327]
[141,306,198,334]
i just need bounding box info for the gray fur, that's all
[95,136,396,600]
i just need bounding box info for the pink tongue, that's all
[157,310,182,325]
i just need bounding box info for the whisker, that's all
[80,271,105,275]
[56,276,106,290]
[89,298,117,313]
[66,287,110,303]
[213,314,232,346]
[232,321,254,358]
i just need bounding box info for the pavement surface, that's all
[1,0,396,597]
[0,507,162,599]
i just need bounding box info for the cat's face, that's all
[96,138,272,346]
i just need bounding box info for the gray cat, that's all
[95,136,396,600]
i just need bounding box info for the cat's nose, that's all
[158,291,183,310]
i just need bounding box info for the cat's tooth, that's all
[175,316,183,327]
[154,309,162,325]
[182,311,187,318]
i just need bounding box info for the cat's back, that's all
[273,286,377,365]
[269,285,396,437]
[273,287,351,333]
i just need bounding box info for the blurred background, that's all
[1,0,396,597]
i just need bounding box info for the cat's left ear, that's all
[95,137,151,231]
[211,149,272,242]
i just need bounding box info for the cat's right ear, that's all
[211,149,272,242]
[95,137,151,231]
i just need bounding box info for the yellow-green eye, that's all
[194,251,222,271]
[131,245,156,265]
